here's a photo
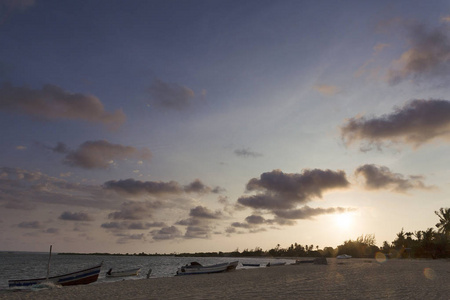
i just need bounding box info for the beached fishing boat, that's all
[106,267,141,278]
[266,262,286,267]
[242,263,260,267]
[176,261,239,275]
[8,263,103,288]
[337,254,352,259]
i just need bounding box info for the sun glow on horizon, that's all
[334,212,354,230]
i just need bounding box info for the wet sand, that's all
[2,258,450,299]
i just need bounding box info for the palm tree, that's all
[435,208,450,236]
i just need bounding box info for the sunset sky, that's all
[1,0,450,254]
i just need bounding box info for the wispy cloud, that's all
[148,79,195,110]
[387,23,450,85]
[341,99,450,150]
[234,148,262,158]
[0,83,126,130]
[59,211,94,221]
[55,140,151,170]
[313,84,341,96]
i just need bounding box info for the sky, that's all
[1,0,450,254]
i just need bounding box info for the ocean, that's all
[0,252,295,290]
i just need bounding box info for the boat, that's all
[242,263,260,267]
[337,254,352,259]
[266,262,286,267]
[8,263,103,288]
[176,261,239,275]
[106,267,141,278]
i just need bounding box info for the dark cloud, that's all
[231,222,251,228]
[184,225,211,239]
[0,83,125,130]
[189,206,222,219]
[104,178,182,196]
[387,23,450,85]
[104,178,215,197]
[245,215,265,224]
[64,140,151,169]
[151,226,183,240]
[101,221,166,230]
[273,206,352,220]
[0,167,122,210]
[355,164,433,192]
[17,221,43,229]
[184,179,212,194]
[59,211,94,221]
[341,99,450,149]
[234,148,263,158]
[148,79,195,110]
[176,218,201,226]
[238,169,349,210]
[107,201,162,220]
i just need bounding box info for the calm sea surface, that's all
[0,252,295,290]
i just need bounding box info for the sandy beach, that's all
[1,258,450,300]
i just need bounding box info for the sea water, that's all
[0,252,294,290]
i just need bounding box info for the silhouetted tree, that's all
[435,208,450,236]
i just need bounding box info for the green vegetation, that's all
[59,208,450,259]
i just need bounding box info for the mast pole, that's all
[46,245,52,280]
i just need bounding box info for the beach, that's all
[2,258,450,299]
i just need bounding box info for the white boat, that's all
[8,263,103,288]
[176,261,239,276]
[337,254,352,259]
[106,267,141,278]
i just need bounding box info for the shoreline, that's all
[2,258,450,299]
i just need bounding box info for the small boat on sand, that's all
[106,267,141,278]
[176,261,239,275]
[8,263,103,288]
[337,254,352,259]
[266,262,286,267]
[242,263,260,267]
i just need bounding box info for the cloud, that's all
[104,178,215,196]
[234,148,263,158]
[107,201,162,220]
[62,140,151,170]
[387,23,450,85]
[313,84,341,96]
[189,206,222,219]
[101,221,166,230]
[184,179,213,194]
[238,169,349,210]
[442,16,450,23]
[0,83,126,130]
[273,206,353,220]
[151,226,183,240]
[59,211,94,221]
[17,221,43,229]
[0,167,122,210]
[341,99,450,149]
[355,164,433,192]
[148,79,195,110]
[245,214,265,224]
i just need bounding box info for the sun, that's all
[334,213,353,230]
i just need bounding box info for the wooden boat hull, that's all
[8,263,102,288]
[176,261,238,276]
